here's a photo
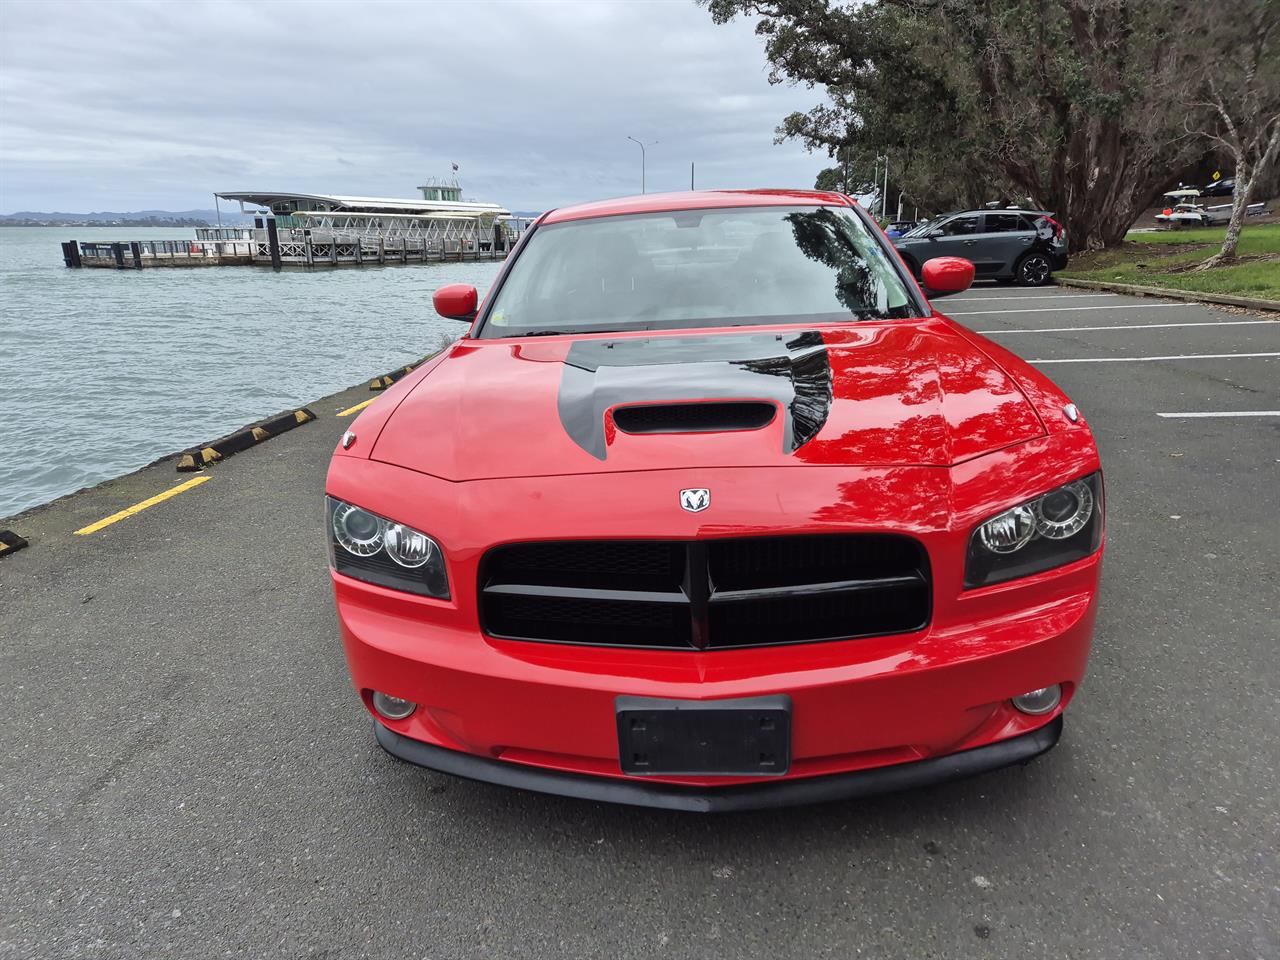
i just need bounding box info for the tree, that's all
[701,0,1210,251]
[1185,2,1280,266]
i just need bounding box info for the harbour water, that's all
[0,227,501,519]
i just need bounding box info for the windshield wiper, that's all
[518,327,629,337]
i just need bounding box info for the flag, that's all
[452,162,459,172]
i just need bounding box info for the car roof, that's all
[541,189,854,225]
[945,208,1048,216]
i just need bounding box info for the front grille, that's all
[479,534,930,650]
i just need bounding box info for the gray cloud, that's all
[0,0,828,212]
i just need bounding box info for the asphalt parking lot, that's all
[2,285,1277,959]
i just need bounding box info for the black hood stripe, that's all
[558,332,833,460]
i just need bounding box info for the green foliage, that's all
[1059,224,1280,299]
[700,0,1215,250]
[1127,224,1280,251]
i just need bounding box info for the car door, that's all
[980,212,1036,275]
[927,214,983,262]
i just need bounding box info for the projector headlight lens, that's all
[326,497,449,599]
[966,472,1103,588]
[332,503,384,556]
[1033,479,1094,540]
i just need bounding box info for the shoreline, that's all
[0,375,376,536]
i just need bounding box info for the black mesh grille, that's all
[613,402,776,434]
[480,534,930,650]
[484,540,683,592]
[709,533,921,590]
[708,578,931,648]
[487,593,690,648]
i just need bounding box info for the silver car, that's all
[892,209,1069,286]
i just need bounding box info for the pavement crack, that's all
[67,725,169,812]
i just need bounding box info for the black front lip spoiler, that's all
[373,714,1064,813]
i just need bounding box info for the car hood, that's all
[370,321,1045,480]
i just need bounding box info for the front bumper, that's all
[374,713,1063,812]
[336,547,1096,806]
[330,452,1102,810]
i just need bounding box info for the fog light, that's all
[372,691,416,720]
[1012,684,1062,716]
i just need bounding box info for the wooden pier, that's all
[63,227,512,270]
[61,185,530,271]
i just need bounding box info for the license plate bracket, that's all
[615,694,791,776]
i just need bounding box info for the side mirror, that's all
[921,257,975,298]
[926,228,944,239]
[433,283,478,321]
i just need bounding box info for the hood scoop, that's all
[559,332,833,460]
[613,401,777,435]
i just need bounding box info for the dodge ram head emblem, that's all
[680,488,710,513]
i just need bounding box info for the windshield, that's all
[478,205,917,338]
[902,215,945,239]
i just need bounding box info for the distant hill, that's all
[0,208,255,227]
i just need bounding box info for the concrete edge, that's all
[0,374,385,536]
[176,407,317,472]
[1056,277,1280,313]
[369,354,434,391]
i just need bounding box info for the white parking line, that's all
[948,304,1183,316]
[947,293,1120,302]
[980,319,1277,334]
[1157,411,1280,418]
[1032,352,1280,364]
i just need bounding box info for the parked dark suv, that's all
[892,209,1068,286]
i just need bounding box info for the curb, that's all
[369,354,434,391]
[176,408,317,472]
[0,530,29,558]
[1057,278,1280,313]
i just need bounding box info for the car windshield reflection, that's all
[480,205,919,338]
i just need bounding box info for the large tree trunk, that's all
[1215,155,1251,263]
[975,1,1191,253]
[1201,125,1280,267]
[1040,171,1169,253]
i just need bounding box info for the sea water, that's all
[0,227,501,518]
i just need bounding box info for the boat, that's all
[1153,185,1269,229]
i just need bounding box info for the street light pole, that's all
[882,154,890,220]
[626,136,656,193]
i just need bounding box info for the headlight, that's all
[965,472,1103,588]
[326,496,450,599]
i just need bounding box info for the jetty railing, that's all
[70,239,256,268]
[195,227,255,241]
[79,239,255,258]
[64,233,507,269]
[63,211,526,269]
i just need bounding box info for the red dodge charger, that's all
[326,190,1103,811]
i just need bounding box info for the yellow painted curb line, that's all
[75,476,212,535]
[338,398,375,417]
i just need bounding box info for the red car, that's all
[327,190,1103,812]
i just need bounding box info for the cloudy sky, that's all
[0,0,832,214]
